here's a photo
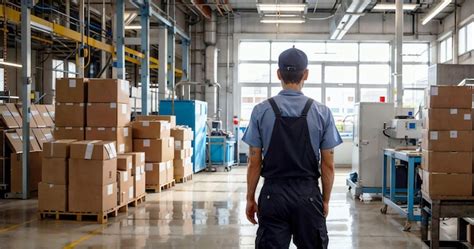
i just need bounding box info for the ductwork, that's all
[204,11,220,120]
[204,11,217,46]
[329,0,376,40]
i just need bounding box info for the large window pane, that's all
[326,88,355,136]
[403,43,429,63]
[359,64,390,84]
[271,42,296,61]
[446,37,453,61]
[271,64,279,83]
[360,43,390,62]
[459,26,467,54]
[302,87,322,102]
[239,42,270,61]
[403,65,429,88]
[468,22,474,51]
[68,62,76,78]
[271,87,280,97]
[319,43,359,62]
[325,66,357,84]
[403,90,425,109]
[307,64,322,83]
[271,42,327,61]
[239,63,270,83]
[361,88,387,102]
[241,87,268,125]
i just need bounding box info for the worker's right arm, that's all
[246,146,262,225]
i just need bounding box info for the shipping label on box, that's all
[425,86,472,109]
[423,108,472,131]
[132,120,171,139]
[175,140,192,150]
[123,152,145,176]
[70,140,117,160]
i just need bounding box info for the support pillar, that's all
[140,3,150,115]
[78,0,85,77]
[158,27,168,101]
[167,29,175,99]
[21,0,32,200]
[395,0,404,108]
[116,0,125,80]
[101,0,107,78]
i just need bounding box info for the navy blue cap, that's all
[278,47,308,72]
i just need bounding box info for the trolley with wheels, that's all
[206,136,237,172]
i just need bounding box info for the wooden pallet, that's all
[176,174,193,184]
[117,194,147,212]
[38,208,118,224]
[146,180,176,193]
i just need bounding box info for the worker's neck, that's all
[282,83,303,92]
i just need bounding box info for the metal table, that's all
[381,149,422,231]
[421,192,474,249]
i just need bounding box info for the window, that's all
[439,36,453,63]
[360,43,390,62]
[326,88,355,135]
[459,26,467,54]
[52,59,64,91]
[325,66,357,84]
[468,22,474,52]
[360,88,387,102]
[359,64,390,84]
[68,62,77,78]
[403,64,429,88]
[320,43,359,62]
[403,43,429,63]
[403,90,425,109]
[239,42,270,61]
[302,88,322,102]
[240,87,268,125]
[458,21,474,55]
[238,63,270,83]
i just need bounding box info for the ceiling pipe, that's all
[190,0,212,19]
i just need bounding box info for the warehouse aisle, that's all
[0,167,455,248]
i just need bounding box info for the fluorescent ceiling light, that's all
[125,25,142,30]
[373,3,419,11]
[0,61,22,68]
[257,4,307,12]
[260,18,306,24]
[264,14,299,18]
[422,0,453,25]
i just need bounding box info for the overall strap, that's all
[268,98,282,117]
[301,98,314,117]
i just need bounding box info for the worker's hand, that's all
[246,199,258,225]
[323,201,329,218]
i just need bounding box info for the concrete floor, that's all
[0,167,459,249]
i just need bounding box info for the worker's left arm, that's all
[246,146,262,225]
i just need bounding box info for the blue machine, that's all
[159,100,208,173]
[208,136,236,169]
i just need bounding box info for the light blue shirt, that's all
[242,89,343,159]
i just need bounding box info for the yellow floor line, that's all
[0,218,37,233]
[63,225,105,249]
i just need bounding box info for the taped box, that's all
[122,152,145,176]
[54,127,85,140]
[87,103,131,127]
[422,108,472,131]
[56,78,87,103]
[55,103,85,127]
[43,139,77,158]
[86,127,132,154]
[425,86,472,109]
[132,120,171,139]
[38,182,67,212]
[421,130,472,152]
[171,126,193,141]
[69,140,117,160]
[88,79,130,104]
[133,137,174,162]
[135,115,176,128]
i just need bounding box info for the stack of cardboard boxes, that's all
[172,126,194,181]
[54,78,87,140]
[421,85,473,197]
[132,116,174,189]
[86,79,132,154]
[69,141,118,213]
[38,140,76,211]
[117,152,146,204]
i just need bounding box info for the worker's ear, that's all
[277,69,282,81]
[302,69,309,81]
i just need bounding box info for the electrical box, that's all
[389,119,423,139]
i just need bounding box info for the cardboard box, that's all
[32,129,47,150]
[117,169,132,205]
[117,154,133,171]
[175,140,192,150]
[70,141,117,160]
[0,104,20,128]
[86,127,132,154]
[171,126,193,141]
[421,130,472,152]
[30,105,47,128]
[45,105,55,120]
[69,182,117,213]
[132,120,171,139]
[123,152,145,176]
[135,115,176,128]
[88,79,130,104]
[421,170,472,196]
[36,105,54,127]
[55,103,85,127]
[425,86,472,109]
[10,152,42,193]
[174,149,186,160]
[133,137,174,162]
[16,129,42,152]
[54,127,85,140]
[468,224,474,245]
[43,139,76,158]
[423,108,472,131]
[6,103,23,127]
[145,162,167,186]
[56,78,87,103]
[69,158,117,186]
[42,158,68,185]
[421,150,472,174]
[38,182,67,211]
[174,157,193,178]
[134,169,145,198]
[6,130,41,153]
[166,161,174,182]
[41,128,54,143]
[87,103,130,127]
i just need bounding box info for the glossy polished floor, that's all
[0,167,458,248]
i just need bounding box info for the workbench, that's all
[381,149,422,231]
[421,192,474,249]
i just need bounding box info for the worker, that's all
[242,47,342,249]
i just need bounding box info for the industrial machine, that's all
[206,119,237,172]
[159,100,208,173]
[383,114,423,148]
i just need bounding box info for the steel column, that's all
[140,3,150,115]
[116,0,125,80]
[21,0,32,200]
[78,0,85,77]
[158,27,168,101]
[395,0,404,107]
[181,40,189,81]
[101,0,107,78]
[167,29,176,98]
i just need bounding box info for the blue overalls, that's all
[256,98,328,249]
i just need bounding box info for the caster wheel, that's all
[380,205,388,215]
[403,221,412,232]
[224,167,229,172]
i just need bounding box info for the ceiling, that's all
[228,0,339,11]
